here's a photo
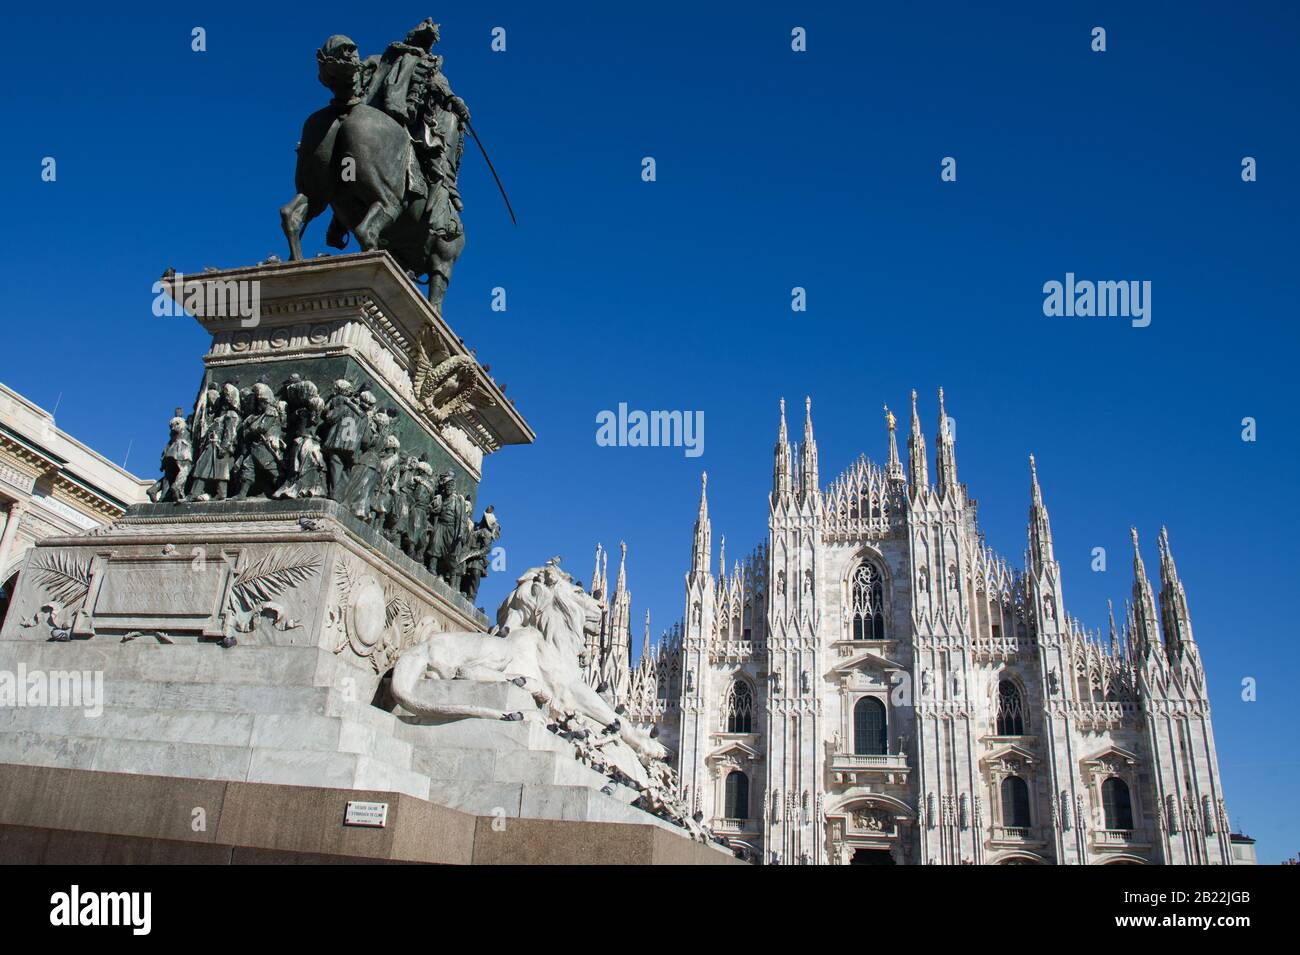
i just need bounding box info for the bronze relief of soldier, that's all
[232,383,287,499]
[147,366,499,603]
[189,383,242,501]
[146,408,193,504]
[337,402,394,520]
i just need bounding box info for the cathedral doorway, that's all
[850,849,895,865]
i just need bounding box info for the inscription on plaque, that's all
[344,801,389,828]
[93,556,228,629]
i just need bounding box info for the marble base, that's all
[0,637,688,836]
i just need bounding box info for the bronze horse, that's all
[279,36,465,308]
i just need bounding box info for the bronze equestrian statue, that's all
[279,20,473,309]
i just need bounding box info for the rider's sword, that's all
[465,120,517,226]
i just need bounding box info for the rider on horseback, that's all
[281,20,479,309]
[368,19,469,221]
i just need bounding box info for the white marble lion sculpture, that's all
[391,560,668,787]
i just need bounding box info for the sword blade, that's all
[465,119,518,226]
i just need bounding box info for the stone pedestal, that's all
[0,636,684,834]
[2,250,528,651]
[0,253,727,857]
[0,497,479,665]
[170,250,532,489]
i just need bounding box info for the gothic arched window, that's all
[1102,777,1134,830]
[723,680,753,734]
[1001,776,1031,828]
[995,680,1026,736]
[853,697,887,755]
[851,562,886,640]
[725,770,750,820]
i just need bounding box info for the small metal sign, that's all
[344,800,389,828]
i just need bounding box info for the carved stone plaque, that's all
[92,556,229,631]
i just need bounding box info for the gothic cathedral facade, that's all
[619,391,1237,865]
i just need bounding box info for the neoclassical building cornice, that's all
[0,383,151,578]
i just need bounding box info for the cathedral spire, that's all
[935,386,958,497]
[718,534,726,581]
[884,403,904,481]
[1027,454,1055,571]
[801,396,819,498]
[690,471,711,578]
[604,541,632,694]
[773,398,794,499]
[907,389,928,494]
[591,543,604,597]
[1157,526,1196,662]
[1130,528,1160,659]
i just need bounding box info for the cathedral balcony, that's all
[828,752,910,786]
[831,638,898,659]
[1091,828,1153,851]
[821,518,900,544]
[971,635,1034,664]
[1070,701,1140,732]
[709,640,759,665]
[714,817,761,838]
[988,826,1049,848]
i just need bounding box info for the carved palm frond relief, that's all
[384,593,417,637]
[230,547,323,612]
[33,553,93,610]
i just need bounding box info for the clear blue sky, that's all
[2,2,1296,861]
